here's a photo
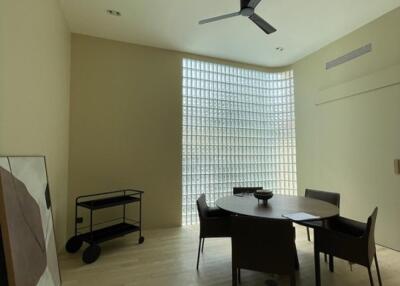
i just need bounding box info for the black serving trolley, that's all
[65,189,144,264]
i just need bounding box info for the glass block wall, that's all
[182,58,296,225]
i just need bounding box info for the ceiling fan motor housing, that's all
[241,7,254,16]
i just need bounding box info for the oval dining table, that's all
[216,194,339,221]
[215,194,339,286]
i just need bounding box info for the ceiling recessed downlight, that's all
[107,9,121,16]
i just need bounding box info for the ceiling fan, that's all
[199,0,276,35]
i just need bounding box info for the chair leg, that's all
[293,226,299,270]
[196,237,202,270]
[314,250,321,286]
[329,255,334,272]
[374,254,383,286]
[290,273,296,286]
[307,227,311,241]
[232,265,237,286]
[368,266,375,286]
[294,249,300,270]
[201,238,205,253]
[238,268,241,283]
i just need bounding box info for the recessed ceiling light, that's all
[107,9,121,16]
[276,47,284,52]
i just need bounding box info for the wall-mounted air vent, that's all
[326,43,372,70]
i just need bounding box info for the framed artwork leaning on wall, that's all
[0,156,61,286]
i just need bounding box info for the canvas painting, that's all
[0,156,61,286]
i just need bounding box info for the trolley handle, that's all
[76,189,143,204]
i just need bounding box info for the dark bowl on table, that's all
[254,190,274,204]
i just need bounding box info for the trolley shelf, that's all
[79,223,140,244]
[77,195,140,210]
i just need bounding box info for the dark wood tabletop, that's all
[216,194,339,221]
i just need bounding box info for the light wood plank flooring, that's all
[59,225,400,286]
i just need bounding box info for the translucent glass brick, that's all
[182,58,297,225]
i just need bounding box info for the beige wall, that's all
[0,0,71,249]
[293,8,400,250]
[68,34,280,235]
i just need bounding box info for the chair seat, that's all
[207,206,230,217]
[300,216,366,238]
[298,220,324,228]
[326,216,366,237]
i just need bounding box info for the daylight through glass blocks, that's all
[182,58,296,225]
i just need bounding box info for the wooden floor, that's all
[59,225,400,286]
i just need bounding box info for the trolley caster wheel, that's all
[82,244,101,264]
[138,236,145,244]
[65,236,83,253]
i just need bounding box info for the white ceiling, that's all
[61,0,400,67]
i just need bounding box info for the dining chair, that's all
[314,207,382,286]
[231,216,297,286]
[232,187,262,195]
[196,194,231,270]
[302,189,341,242]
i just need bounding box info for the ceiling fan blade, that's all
[199,12,241,25]
[241,0,251,9]
[248,0,263,9]
[249,13,277,34]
